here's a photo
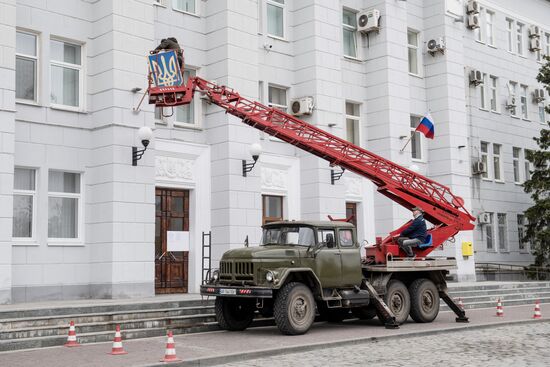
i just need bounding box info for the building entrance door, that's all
[155,188,189,294]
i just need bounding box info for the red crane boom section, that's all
[148,75,475,263]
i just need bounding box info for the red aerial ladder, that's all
[146,50,475,265]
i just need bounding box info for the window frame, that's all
[512,147,521,184]
[480,73,488,110]
[266,0,285,40]
[410,115,424,162]
[407,29,421,76]
[171,0,198,16]
[485,9,495,47]
[539,102,546,125]
[497,213,508,252]
[489,75,498,112]
[493,143,503,182]
[485,212,494,251]
[262,194,284,225]
[12,167,38,243]
[520,84,528,120]
[174,68,200,128]
[509,81,518,117]
[49,37,84,112]
[506,18,514,53]
[516,22,525,56]
[47,170,83,245]
[15,30,39,104]
[524,149,533,181]
[544,32,550,57]
[480,141,490,180]
[345,101,361,146]
[474,7,484,43]
[342,8,358,59]
[267,84,288,142]
[517,213,529,253]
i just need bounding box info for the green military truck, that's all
[201,220,467,335]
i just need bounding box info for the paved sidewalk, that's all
[0,303,546,367]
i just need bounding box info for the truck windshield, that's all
[261,226,315,247]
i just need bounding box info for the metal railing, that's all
[475,262,550,281]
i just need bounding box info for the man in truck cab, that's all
[397,207,427,258]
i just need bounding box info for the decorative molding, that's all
[261,167,287,191]
[344,177,362,197]
[155,156,194,182]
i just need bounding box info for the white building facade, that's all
[0,0,547,304]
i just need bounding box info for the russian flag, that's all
[416,114,435,139]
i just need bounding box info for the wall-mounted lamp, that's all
[242,143,262,177]
[331,167,345,185]
[132,126,153,166]
[328,123,337,127]
[399,135,408,140]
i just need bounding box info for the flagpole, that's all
[400,135,413,152]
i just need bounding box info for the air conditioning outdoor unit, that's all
[506,95,517,110]
[533,88,545,103]
[529,25,541,38]
[357,9,381,34]
[466,0,480,14]
[472,160,487,175]
[426,37,446,55]
[529,37,541,52]
[290,97,314,116]
[469,69,483,86]
[477,212,491,225]
[467,14,480,29]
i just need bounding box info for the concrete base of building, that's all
[11,282,155,303]
[0,288,11,304]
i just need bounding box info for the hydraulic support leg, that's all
[439,290,469,323]
[363,281,399,329]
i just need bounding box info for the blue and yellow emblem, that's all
[148,50,183,87]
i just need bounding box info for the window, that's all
[480,141,489,179]
[506,19,514,52]
[407,30,420,75]
[13,168,36,239]
[345,102,360,145]
[536,29,543,62]
[485,212,494,250]
[493,144,502,181]
[346,202,357,228]
[50,39,82,108]
[513,147,521,183]
[539,103,546,124]
[410,115,423,160]
[48,171,81,239]
[262,195,283,224]
[517,214,528,251]
[509,81,518,117]
[520,85,528,119]
[154,0,165,5]
[489,76,498,111]
[474,7,483,42]
[172,0,195,14]
[339,229,354,247]
[16,31,38,102]
[318,229,336,248]
[497,213,507,251]
[268,85,287,111]
[480,73,487,109]
[267,0,284,38]
[486,10,495,46]
[545,33,550,56]
[343,9,357,58]
[175,69,196,126]
[524,149,532,181]
[516,22,524,56]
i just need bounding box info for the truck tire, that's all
[274,282,316,335]
[351,306,377,320]
[215,297,255,331]
[408,278,439,323]
[317,302,350,322]
[378,279,410,325]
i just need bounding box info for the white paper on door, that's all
[167,231,190,252]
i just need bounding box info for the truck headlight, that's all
[266,271,274,282]
[211,270,219,282]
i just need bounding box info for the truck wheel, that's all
[274,282,315,335]
[351,306,377,320]
[317,302,350,322]
[215,297,255,331]
[408,278,439,323]
[378,280,410,325]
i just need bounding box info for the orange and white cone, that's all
[458,297,464,311]
[533,300,542,319]
[64,321,80,347]
[496,298,504,317]
[160,330,181,362]
[108,325,128,355]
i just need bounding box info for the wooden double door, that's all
[155,188,189,294]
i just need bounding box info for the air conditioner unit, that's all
[290,97,314,116]
[477,212,491,225]
[357,9,381,34]
[472,160,487,175]
[469,69,483,86]
[506,95,517,109]
[466,0,480,14]
[426,37,446,55]
[467,14,480,29]
[529,37,541,52]
[528,25,541,38]
[533,88,545,103]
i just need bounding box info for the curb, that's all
[141,318,550,367]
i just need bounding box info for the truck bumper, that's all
[200,285,273,298]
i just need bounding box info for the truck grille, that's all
[220,261,255,281]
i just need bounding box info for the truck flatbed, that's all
[363,257,457,272]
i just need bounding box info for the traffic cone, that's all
[160,330,182,362]
[108,325,128,355]
[496,298,504,317]
[458,297,464,311]
[64,321,80,347]
[533,300,542,319]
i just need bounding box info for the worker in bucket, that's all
[397,207,427,258]
[152,37,184,71]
